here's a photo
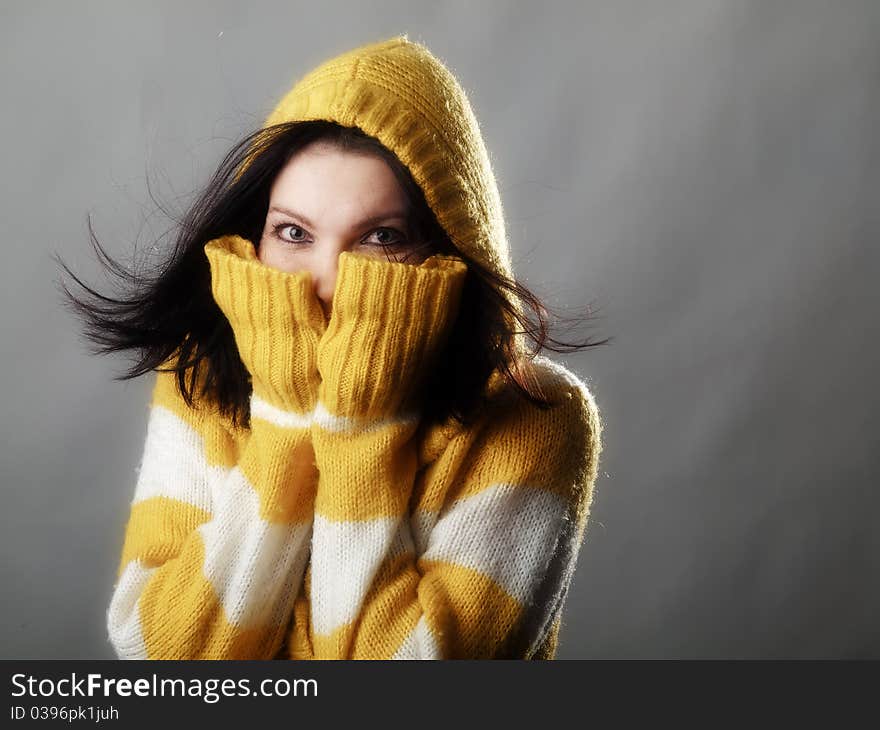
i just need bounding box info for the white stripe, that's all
[131,405,213,513]
[107,560,154,660]
[391,614,442,659]
[420,483,570,604]
[310,513,414,635]
[198,467,312,627]
[250,395,314,430]
[532,353,590,394]
[249,396,420,435]
[312,401,419,434]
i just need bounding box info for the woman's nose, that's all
[312,252,339,315]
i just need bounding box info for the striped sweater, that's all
[107,234,603,659]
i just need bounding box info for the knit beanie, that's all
[258,34,514,286]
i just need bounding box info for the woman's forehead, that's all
[269,145,409,220]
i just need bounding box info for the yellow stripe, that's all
[417,558,523,658]
[352,551,424,659]
[117,496,211,579]
[237,422,317,524]
[138,536,285,659]
[412,426,479,512]
[354,551,424,658]
[417,393,590,513]
[312,421,417,521]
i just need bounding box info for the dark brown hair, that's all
[56,120,610,430]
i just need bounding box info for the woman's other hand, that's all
[315,251,467,420]
[205,234,327,415]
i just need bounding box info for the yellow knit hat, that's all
[260,34,514,284]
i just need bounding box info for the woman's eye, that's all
[274,224,307,243]
[275,223,305,243]
[364,228,407,247]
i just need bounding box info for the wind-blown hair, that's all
[57,120,610,429]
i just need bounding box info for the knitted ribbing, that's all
[205,234,325,412]
[317,249,467,419]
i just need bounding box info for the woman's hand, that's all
[315,251,467,420]
[205,234,327,414]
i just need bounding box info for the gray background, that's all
[2,0,877,659]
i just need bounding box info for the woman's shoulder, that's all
[486,354,601,428]
[502,355,601,456]
[421,355,603,470]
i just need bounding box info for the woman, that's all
[61,35,607,659]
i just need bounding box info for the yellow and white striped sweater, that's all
[107,234,603,659]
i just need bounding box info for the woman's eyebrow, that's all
[268,206,408,229]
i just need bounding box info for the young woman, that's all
[61,35,607,659]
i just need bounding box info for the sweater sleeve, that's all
[106,234,326,659]
[306,252,603,659]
